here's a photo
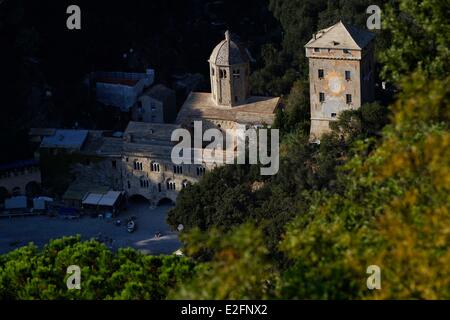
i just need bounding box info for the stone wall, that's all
[210,63,250,107]
[121,155,202,204]
[71,157,123,190]
[307,45,374,140]
[0,168,41,195]
[131,96,164,123]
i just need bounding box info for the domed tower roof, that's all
[209,31,249,66]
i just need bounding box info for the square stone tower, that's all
[305,21,375,141]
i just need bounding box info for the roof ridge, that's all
[338,20,362,49]
[305,20,374,50]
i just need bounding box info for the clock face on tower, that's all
[325,71,345,96]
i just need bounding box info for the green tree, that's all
[167,164,257,232]
[380,0,450,83]
[0,236,197,300]
[170,224,275,299]
[280,72,449,299]
[168,0,449,300]
[282,80,310,134]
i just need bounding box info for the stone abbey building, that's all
[176,31,281,149]
[32,22,375,206]
[34,31,281,206]
[305,21,375,141]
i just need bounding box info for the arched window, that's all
[173,165,183,174]
[166,180,176,190]
[134,161,143,171]
[139,179,149,188]
[196,166,206,176]
[182,180,190,189]
[25,181,41,197]
[151,162,160,172]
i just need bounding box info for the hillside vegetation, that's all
[1,0,448,299]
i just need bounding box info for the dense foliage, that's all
[251,0,388,96]
[0,236,197,299]
[1,0,448,300]
[169,0,450,299]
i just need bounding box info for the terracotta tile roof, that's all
[176,92,279,125]
[305,21,375,50]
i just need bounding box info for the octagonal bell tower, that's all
[209,30,250,107]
